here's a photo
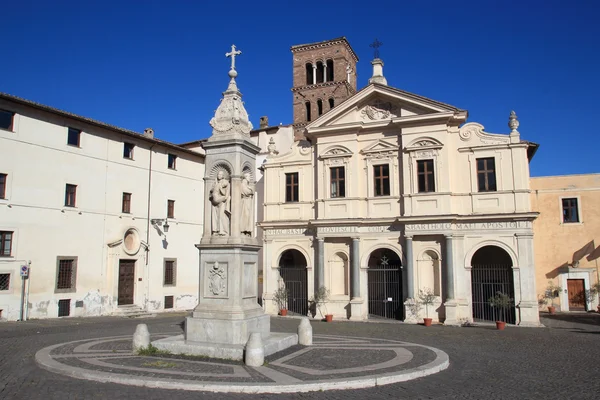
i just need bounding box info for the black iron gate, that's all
[471,264,516,324]
[368,260,403,320]
[279,267,308,316]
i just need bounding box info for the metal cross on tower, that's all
[226,44,242,70]
[370,39,383,59]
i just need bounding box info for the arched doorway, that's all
[278,249,308,316]
[367,248,403,320]
[470,245,516,324]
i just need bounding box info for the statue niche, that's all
[209,169,231,236]
[240,172,254,236]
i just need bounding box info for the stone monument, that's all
[152,45,297,360]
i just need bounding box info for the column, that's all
[445,235,455,301]
[405,236,414,298]
[316,238,324,290]
[230,175,241,238]
[515,233,540,326]
[312,65,317,85]
[323,64,327,83]
[350,238,360,299]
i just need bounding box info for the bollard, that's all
[245,332,264,367]
[132,323,150,352]
[298,317,313,346]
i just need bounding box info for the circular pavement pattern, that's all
[36,333,449,393]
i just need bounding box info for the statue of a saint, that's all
[240,172,254,236]
[209,170,230,236]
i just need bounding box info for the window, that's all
[374,164,390,196]
[164,295,174,309]
[562,198,580,223]
[326,59,334,81]
[317,99,323,116]
[123,142,135,159]
[330,167,345,198]
[417,160,435,193]
[305,101,311,122]
[67,127,80,147]
[477,158,497,192]
[167,199,175,218]
[0,231,13,256]
[0,273,9,290]
[55,257,77,293]
[164,259,176,286]
[122,192,131,213]
[65,184,77,207]
[168,153,177,170]
[285,173,299,202]
[0,173,6,199]
[329,98,334,109]
[305,63,313,85]
[58,299,71,317]
[0,109,14,131]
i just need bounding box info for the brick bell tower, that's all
[291,37,359,141]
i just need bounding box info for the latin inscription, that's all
[406,221,531,232]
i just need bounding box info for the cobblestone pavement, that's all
[1,313,599,399]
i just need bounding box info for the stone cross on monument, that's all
[370,38,383,59]
[226,44,242,70]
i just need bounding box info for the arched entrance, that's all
[278,249,308,316]
[367,248,403,320]
[470,245,516,324]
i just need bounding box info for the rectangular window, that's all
[164,259,176,286]
[0,273,10,290]
[67,127,81,147]
[477,158,497,192]
[285,173,299,202]
[330,167,345,198]
[58,299,71,317]
[0,231,13,257]
[374,164,390,196]
[65,184,77,207]
[0,173,6,199]
[164,295,174,309]
[0,109,14,131]
[56,257,77,292]
[417,160,435,193]
[123,142,135,159]
[562,198,580,223]
[122,192,131,213]
[168,154,177,170]
[167,199,175,219]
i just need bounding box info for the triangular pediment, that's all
[307,84,463,133]
[361,139,399,155]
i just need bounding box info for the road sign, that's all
[20,265,29,277]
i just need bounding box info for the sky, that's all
[1,0,598,177]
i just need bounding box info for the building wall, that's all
[0,102,204,321]
[530,174,600,311]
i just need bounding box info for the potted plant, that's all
[488,291,513,330]
[418,288,436,327]
[544,281,562,314]
[272,286,289,316]
[311,286,332,322]
[590,282,600,313]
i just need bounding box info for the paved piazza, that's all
[0,313,599,399]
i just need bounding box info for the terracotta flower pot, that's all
[423,318,433,327]
[548,306,556,314]
[496,321,506,330]
[325,314,333,322]
[280,309,288,317]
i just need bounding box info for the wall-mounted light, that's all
[151,219,170,233]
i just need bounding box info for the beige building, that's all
[531,174,600,312]
[260,38,541,326]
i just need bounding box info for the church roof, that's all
[291,37,359,63]
[0,92,204,157]
[368,82,465,113]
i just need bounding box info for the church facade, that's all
[260,38,541,326]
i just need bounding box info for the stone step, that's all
[112,305,155,318]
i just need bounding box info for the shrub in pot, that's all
[272,286,289,316]
[544,281,562,314]
[488,291,513,330]
[418,288,436,327]
[310,286,332,322]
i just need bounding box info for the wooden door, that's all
[118,260,135,305]
[567,279,586,311]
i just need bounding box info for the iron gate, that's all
[471,264,516,324]
[279,267,308,316]
[368,260,403,320]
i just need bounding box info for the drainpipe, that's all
[145,145,155,311]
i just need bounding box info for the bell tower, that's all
[291,37,359,140]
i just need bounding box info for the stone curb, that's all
[35,334,449,394]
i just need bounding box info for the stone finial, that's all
[133,324,150,352]
[260,116,269,129]
[208,44,254,140]
[267,137,279,155]
[143,128,154,138]
[368,58,387,86]
[298,317,313,346]
[508,110,519,133]
[245,332,264,366]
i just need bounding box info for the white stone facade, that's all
[0,94,204,321]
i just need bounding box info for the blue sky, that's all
[1,1,598,177]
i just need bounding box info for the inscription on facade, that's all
[405,221,532,232]
[266,228,310,236]
[316,226,357,234]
